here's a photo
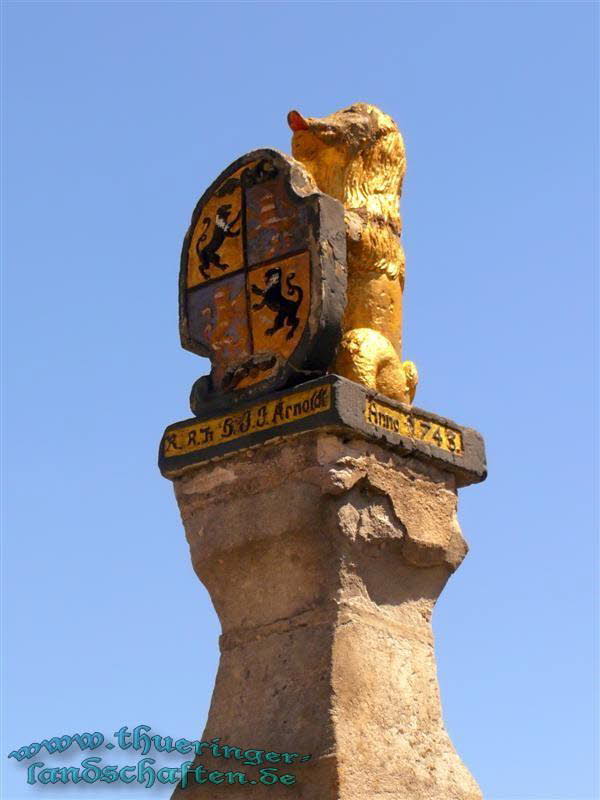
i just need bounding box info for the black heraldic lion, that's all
[195,203,241,279]
[251,268,303,340]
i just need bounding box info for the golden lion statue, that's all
[288,103,418,405]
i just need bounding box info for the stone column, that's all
[168,430,482,800]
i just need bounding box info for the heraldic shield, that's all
[180,149,347,414]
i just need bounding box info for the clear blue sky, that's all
[2,2,597,799]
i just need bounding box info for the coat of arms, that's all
[180,149,346,414]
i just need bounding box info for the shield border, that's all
[179,148,347,415]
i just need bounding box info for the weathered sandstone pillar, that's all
[166,425,484,799]
[162,106,487,799]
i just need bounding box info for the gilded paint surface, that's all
[289,104,418,405]
[365,398,463,455]
[163,384,331,457]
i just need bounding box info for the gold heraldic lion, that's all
[288,103,418,405]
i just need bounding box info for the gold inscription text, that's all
[364,399,463,455]
[164,386,331,458]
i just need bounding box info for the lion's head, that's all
[287,103,405,226]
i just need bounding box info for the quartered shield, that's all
[180,149,347,414]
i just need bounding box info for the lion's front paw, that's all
[402,360,419,404]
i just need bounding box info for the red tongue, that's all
[287,110,309,132]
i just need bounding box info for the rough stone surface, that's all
[170,432,482,799]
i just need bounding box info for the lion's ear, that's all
[288,110,309,132]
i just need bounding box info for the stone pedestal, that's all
[166,426,484,799]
